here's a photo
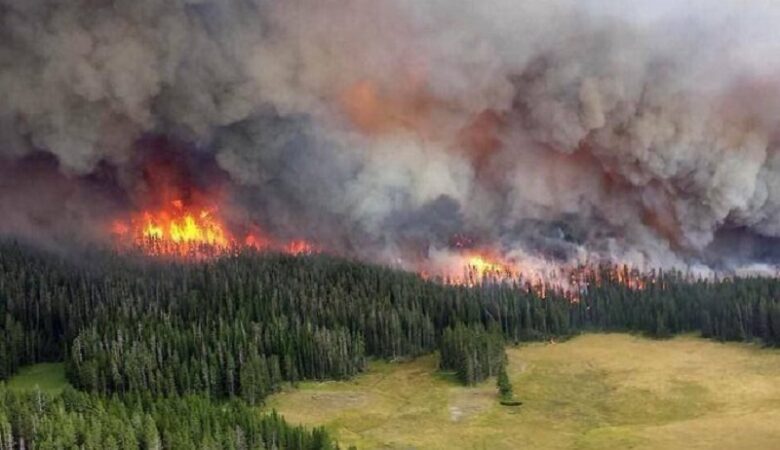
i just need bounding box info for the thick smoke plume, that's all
[3,0,780,273]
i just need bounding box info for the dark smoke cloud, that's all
[0,154,122,251]
[3,0,780,272]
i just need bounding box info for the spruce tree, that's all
[496,360,513,401]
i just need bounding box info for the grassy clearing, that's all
[266,334,780,449]
[6,363,68,395]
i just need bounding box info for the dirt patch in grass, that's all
[448,389,493,422]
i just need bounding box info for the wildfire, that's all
[110,176,650,295]
[464,253,516,279]
[146,201,228,246]
[112,199,232,256]
[425,247,523,286]
[112,199,316,259]
[108,145,324,259]
[459,251,558,297]
[424,242,653,299]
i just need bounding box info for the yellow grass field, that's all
[265,334,780,449]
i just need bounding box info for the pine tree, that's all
[496,360,513,401]
[141,415,161,450]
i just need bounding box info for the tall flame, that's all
[112,199,316,258]
[142,200,229,247]
[112,199,233,256]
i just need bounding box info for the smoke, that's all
[3,0,780,272]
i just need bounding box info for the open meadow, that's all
[266,334,780,449]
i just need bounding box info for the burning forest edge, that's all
[97,161,661,297]
[103,215,764,301]
[93,152,761,299]
[6,139,778,299]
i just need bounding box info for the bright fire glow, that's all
[425,248,522,286]
[112,199,316,258]
[112,199,232,256]
[424,245,651,299]
[111,195,649,297]
[465,254,511,276]
[142,201,229,247]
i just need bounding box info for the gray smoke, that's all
[3,0,780,272]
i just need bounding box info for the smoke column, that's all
[3,0,780,274]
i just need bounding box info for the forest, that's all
[2,240,780,448]
[0,386,337,450]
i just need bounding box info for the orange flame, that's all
[112,199,232,257]
[426,246,651,300]
[464,252,516,280]
[425,249,520,287]
[112,200,316,258]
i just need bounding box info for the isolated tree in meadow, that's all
[496,360,513,401]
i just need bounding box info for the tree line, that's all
[439,323,505,385]
[2,241,780,406]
